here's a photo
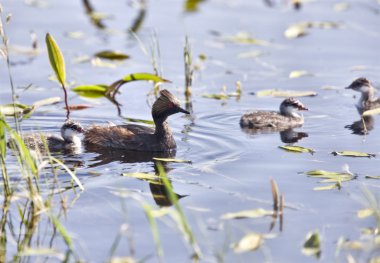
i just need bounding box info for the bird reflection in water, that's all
[345,115,374,135]
[85,147,187,207]
[241,126,308,144]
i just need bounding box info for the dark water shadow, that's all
[241,126,308,144]
[345,115,375,135]
[84,147,187,206]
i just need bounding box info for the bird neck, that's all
[280,106,300,118]
[154,116,172,138]
[360,85,376,103]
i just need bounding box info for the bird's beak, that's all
[345,85,352,89]
[178,106,190,114]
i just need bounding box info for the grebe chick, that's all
[345,78,380,111]
[21,120,85,151]
[84,89,190,152]
[240,98,308,130]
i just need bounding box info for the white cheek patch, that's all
[360,86,370,92]
[63,128,76,139]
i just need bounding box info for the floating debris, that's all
[221,208,274,220]
[254,89,317,97]
[289,70,314,79]
[302,230,321,259]
[331,151,376,158]
[232,233,263,253]
[279,145,314,154]
[153,157,192,164]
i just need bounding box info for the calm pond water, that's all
[1,0,380,262]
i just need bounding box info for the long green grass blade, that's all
[156,162,201,258]
[50,156,84,191]
[45,33,66,87]
[50,215,72,249]
[0,114,6,156]
[141,203,164,260]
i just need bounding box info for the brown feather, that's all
[84,125,135,147]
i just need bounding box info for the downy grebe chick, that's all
[20,120,85,151]
[84,89,190,152]
[240,98,308,130]
[345,78,380,111]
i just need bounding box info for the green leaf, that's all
[45,33,66,86]
[121,73,170,83]
[302,230,321,258]
[221,208,274,220]
[123,117,154,125]
[362,108,380,116]
[306,170,343,176]
[50,215,72,249]
[279,145,314,154]
[289,70,314,79]
[254,89,317,97]
[0,114,6,157]
[50,156,84,191]
[201,93,229,100]
[331,151,375,158]
[152,157,192,164]
[232,233,263,253]
[122,172,159,182]
[94,50,130,60]
[72,84,108,98]
[305,170,354,188]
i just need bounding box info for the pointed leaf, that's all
[94,50,130,60]
[0,115,6,156]
[45,33,66,86]
[331,151,375,158]
[306,170,343,176]
[72,84,108,98]
[123,117,154,125]
[279,145,314,154]
[121,73,170,83]
[152,157,192,164]
[221,208,274,219]
[232,233,263,253]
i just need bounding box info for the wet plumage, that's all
[346,77,380,111]
[240,98,308,130]
[84,89,190,152]
[18,120,85,151]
